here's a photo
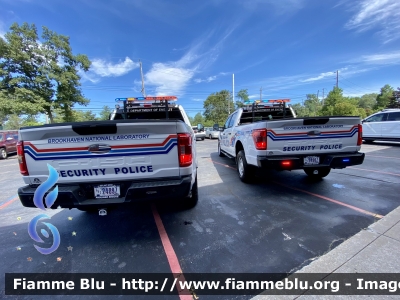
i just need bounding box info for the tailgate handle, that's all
[72,124,117,135]
[303,118,329,125]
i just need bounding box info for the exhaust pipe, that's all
[98,208,107,216]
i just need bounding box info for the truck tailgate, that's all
[265,117,361,155]
[20,121,181,185]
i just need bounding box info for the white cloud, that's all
[301,71,337,83]
[300,67,371,83]
[345,0,400,43]
[91,57,139,77]
[194,76,217,83]
[145,63,195,96]
[359,51,400,64]
[143,27,236,96]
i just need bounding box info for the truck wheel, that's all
[201,137,205,141]
[182,175,198,209]
[0,148,7,159]
[304,167,331,179]
[237,150,254,183]
[218,142,225,157]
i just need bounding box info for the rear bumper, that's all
[257,152,365,171]
[18,175,192,209]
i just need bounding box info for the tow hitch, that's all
[99,208,107,216]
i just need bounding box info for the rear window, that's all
[113,108,184,120]
[388,112,400,121]
[240,108,294,124]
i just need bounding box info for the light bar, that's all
[115,96,177,102]
[243,99,290,105]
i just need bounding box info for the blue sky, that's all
[1,0,399,117]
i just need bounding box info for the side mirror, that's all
[219,126,225,131]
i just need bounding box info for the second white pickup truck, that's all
[218,100,365,182]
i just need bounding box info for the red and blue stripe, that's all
[24,135,178,161]
[267,125,359,141]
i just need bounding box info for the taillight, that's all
[177,133,192,167]
[357,124,362,146]
[252,129,267,150]
[17,141,29,176]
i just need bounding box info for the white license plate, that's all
[304,156,320,165]
[94,184,120,199]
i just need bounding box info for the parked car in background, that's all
[362,109,400,143]
[0,130,18,159]
[205,127,220,139]
[192,125,205,141]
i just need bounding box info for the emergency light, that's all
[115,96,177,102]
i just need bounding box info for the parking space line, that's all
[209,159,384,219]
[272,182,384,219]
[151,204,191,300]
[0,196,18,210]
[348,166,400,177]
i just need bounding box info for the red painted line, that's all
[209,159,384,219]
[273,182,384,219]
[0,197,18,210]
[348,167,400,177]
[366,155,400,160]
[151,204,192,300]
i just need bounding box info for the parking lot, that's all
[1,139,399,299]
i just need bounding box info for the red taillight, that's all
[281,161,292,167]
[252,129,267,150]
[17,141,29,176]
[357,124,362,146]
[177,133,192,167]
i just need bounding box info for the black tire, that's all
[209,134,212,139]
[201,137,204,141]
[304,167,331,179]
[236,150,254,183]
[218,141,225,157]
[364,139,374,144]
[182,175,198,209]
[0,148,7,159]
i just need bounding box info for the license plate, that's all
[304,156,320,165]
[94,184,120,199]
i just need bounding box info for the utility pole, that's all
[230,73,234,114]
[322,88,325,106]
[139,60,146,97]
[336,70,339,88]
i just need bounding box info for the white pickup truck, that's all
[17,96,199,213]
[218,100,365,182]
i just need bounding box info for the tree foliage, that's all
[0,22,91,123]
[236,89,249,108]
[375,84,394,110]
[99,105,112,120]
[203,90,234,125]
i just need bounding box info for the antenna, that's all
[139,60,146,97]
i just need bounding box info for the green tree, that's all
[192,112,204,125]
[388,87,400,108]
[358,93,377,109]
[236,89,249,108]
[0,22,91,123]
[320,87,364,117]
[375,84,394,110]
[99,105,112,120]
[291,103,310,117]
[303,94,322,116]
[203,90,234,125]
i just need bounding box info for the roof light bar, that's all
[243,99,290,105]
[115,96,177,102]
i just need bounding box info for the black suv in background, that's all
[0,130,18,159]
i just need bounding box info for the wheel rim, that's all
[1,150,6,158]
[238,156,244,177]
